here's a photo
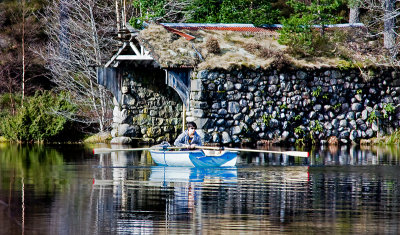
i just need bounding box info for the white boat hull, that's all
[149,150,238,167]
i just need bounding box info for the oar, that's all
[93,146,184,154]
[196,146,309,158]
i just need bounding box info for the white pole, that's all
[182,104,186,133]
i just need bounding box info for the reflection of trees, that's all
[310,145,400,166]
[0,144,69,234]
[2,146,399,233]
[0,144,67,193]
[91,160,400,234]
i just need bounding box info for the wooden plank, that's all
[105,42,127,67]
[166,69,191,107]
[129,42,141,56]
[97,67,121,103]
[116,55,153,60]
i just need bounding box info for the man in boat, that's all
[174,121,202,149]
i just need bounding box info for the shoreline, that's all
[0,133,398,146]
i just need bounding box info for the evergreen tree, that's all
[278,0,343,56]
[130,0,281,26]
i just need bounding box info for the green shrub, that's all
[312,86,322,97]
[383,103,395,118]
[0,91,76,142]
[367,110,379,124]
[262,114,273,126]
[278,15,314,57]
[278,0,342,57]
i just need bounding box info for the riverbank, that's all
[0,132,112,144]
[361,129,400,145]
[2,129,399,146]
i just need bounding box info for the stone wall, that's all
[188,68,400,145]
[111,68,183,144]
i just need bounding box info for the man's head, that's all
[187,122,197,135]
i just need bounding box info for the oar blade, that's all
[93,148,113,154]
[284,151,309,158]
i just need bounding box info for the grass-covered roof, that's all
[138,23,386,70]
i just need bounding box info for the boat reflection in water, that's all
[149,166,239,225]
[149,166,238,184]
[93,162,239,234]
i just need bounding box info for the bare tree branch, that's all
[38,0,118,133]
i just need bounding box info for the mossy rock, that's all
[83,132,112,144]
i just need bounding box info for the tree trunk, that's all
[349,7,360,23]
[7,70,16,115]
[384,0,396,54]
[21,0,26,106]
[115,0,120,36]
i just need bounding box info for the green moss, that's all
[83,133,112,143]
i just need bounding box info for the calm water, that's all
[0,143,400,234]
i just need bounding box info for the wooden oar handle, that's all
[195,146,309,158]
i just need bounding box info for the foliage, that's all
[311,86,322,97]
[130,0,281,27]
[367,110,378,124]
[310,120,323,132]
[0,91,76,142]
[213,0,280,25]
[0,93,22,117]
[383,103,395,118]
[294,126,305,146]
[278,0,343,57]
[262,114,273,126]
[130,0,191,26]
[294,126,305,135]
[278,14,314,56]
[308,120,323,145]
[333,103,341,110]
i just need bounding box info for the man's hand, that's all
[184,144,196,149]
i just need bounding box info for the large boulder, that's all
[111,137,133,144]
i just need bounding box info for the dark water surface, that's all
[0,143,400,234]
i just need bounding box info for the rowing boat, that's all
[149,149,238,167]
[93,146,308,167]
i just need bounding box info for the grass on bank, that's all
[83,132,112,144]
[376,129,400,145]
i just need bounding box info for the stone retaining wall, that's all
[111,68,183,144]
[187,68,400,145]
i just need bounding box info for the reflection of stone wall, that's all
[188,69,400,145]
[111,68,182,144]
